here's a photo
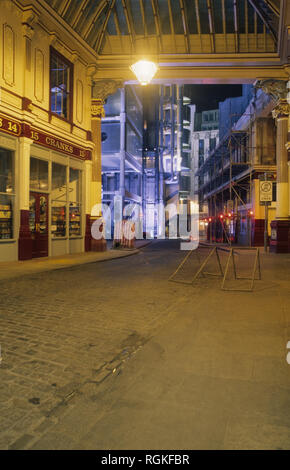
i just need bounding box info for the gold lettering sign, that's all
[0,114,90,160]
[0,115,21,136]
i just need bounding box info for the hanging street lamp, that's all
[130,59,158,86]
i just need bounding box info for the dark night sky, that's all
[142,84,243,119]
[184,85,243,111]
[142,84,244,150]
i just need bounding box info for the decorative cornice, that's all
[255,79,288,101]
[87,64,97,77]
[86,64,97,85]
[91,100,105,119]
[22,23,34,39]
[21,7,39,39]
[92,79,123,102]
[272,99,290,120]
[22,8,39,27]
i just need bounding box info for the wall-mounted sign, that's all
[0,115,21,136]
[0,113,91,161]
[28,128,91,160]
[260,181,273,203]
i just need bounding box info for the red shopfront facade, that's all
[0,113,92,262]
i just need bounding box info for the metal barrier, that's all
[169,245,262,292]
[168,246,224,285]
[221,247,261,292]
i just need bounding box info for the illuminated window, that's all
[51,163,67,238]
[0,148,14,240]
[30,158,48,190]
[69,168,82,237]
[50,48,73,120]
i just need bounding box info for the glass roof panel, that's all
[185,0,198,34]
[212,0,223,34]
[115,1,129,35]
[225,0,235,33]
[129,0,144,36]
[43,0,278,53]
[107,11,118,35]
[87,9,109,47]
[198,0,210,34]
[257,14,264,33]
[63,0,83,24]
[238,0,246,34]
[75,2,99,35]
[247,2,255,33]
[143,1,156,36]
[170,0,183,35]
[158,0,171,35]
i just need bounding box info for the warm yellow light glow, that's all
[130,60,158,86]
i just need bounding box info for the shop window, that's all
[51,163,67,238]
[50,48,73,120]
[69,168,81,236]
[0,149,14,240]
[30,157,48,190]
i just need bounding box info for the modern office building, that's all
[142,85,192,238]
[101,86,143,238]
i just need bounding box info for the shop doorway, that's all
[29,192,49,258]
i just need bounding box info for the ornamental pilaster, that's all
[272,100,290,120]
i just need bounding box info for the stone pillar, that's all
[273,101,289,218]
[255,79,290,253]
[18,137,33,260]
[270,99,290,252]
[84,159,92,252]
[90,98,106,251]
[87,79,123,251]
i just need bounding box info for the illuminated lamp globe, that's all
[130,60,158,86]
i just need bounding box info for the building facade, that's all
[101,85,143,239]
[196,85,280,248]
[141,85,193,238]
[189,106,219,228]
[1,0,289,257]
[0,0,112,262]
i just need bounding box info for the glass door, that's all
[29,192,48,258]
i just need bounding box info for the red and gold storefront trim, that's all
[0,113,92,161]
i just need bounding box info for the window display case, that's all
[51,204,66,237]
[0,202,13,239]
[69,168,82,237]
[69,204,81,236]
[0,149,14,240]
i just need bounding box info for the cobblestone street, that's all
[0,242,187,449]
[0,241,290,450]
